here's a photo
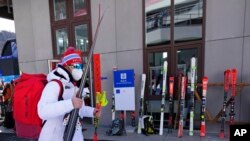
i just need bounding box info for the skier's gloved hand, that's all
[93,108,101,118]
[71,92,84,109]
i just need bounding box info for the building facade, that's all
[12,0,250,126]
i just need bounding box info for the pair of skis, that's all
[219,68,237,138]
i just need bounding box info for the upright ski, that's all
[178,76,187,138]
[112,67,117,121]
[229,69,237,124]
[189,57,197,136]
[219,69,230,138]
[159,61,168,135]
[168,76,174,133]
[137,74,146,134]
[174,74,182,129]
[200,77,208,137]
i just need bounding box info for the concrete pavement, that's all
[0,121,229,141]
[82,121,229,141]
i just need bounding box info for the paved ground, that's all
[0,121,230,141]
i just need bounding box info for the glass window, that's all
[143,0,204,100]
[75,24,89,52]
[148,52,168,96]
[56,28,68,55]
[50,0,91,58]
[73,0,87,17]
[176,48,197,77]
[174,0,203,43]
[54,0,67,21]
[145,0,171,46]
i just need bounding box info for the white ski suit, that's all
[38,66,94,141]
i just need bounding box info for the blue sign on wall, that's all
[113,69,134,88]
[113,69,135,110]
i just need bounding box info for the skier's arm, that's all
[38,81,74,120]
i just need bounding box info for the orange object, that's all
[93,54,102,93]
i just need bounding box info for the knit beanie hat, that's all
[60,47,82,67]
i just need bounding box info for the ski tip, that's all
[231,68,237,73]
[224,69,231,73]
[218,132,225,138]
[203,76,208,81]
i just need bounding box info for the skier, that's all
[38,47,101,141]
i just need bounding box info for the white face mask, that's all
[71,68,83,81]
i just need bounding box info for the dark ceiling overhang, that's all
[0,0,13,20]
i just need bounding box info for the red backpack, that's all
[13,73,63,139]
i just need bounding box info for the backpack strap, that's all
[51,79,64,101]
[42,79,64,127]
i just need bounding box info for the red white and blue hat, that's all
[60,47,82,66]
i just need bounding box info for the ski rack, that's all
[180,81,250,122]
[174,81,250,123]
[207,82,250,122]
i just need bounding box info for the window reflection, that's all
[54,0,67,21]
[73,0,87,17]
[174,0,203,43]
[177,48,197,77]
[56,28,68,55]
[148,52,168,95]
[75,24,88,52]
[145,0,171,46]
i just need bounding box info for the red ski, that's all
[229,69,237,124]
[219,69,230,138]
[168,76,174,133]
[178,76,186,138]
[200,76,208,137]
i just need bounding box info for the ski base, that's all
[219,132,225,139]
[177,123,183,138]
[200,123,205,137]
